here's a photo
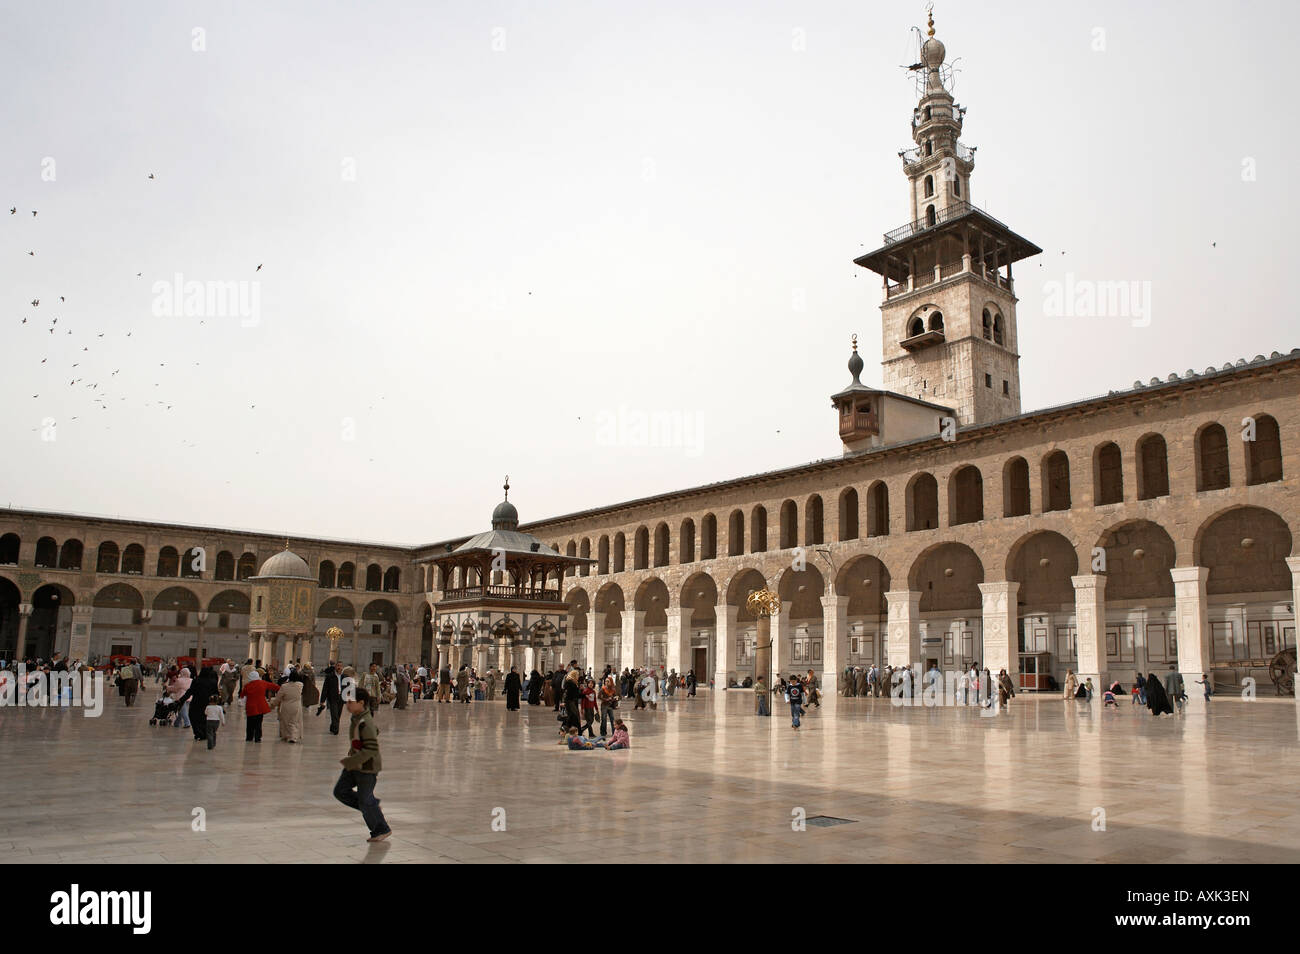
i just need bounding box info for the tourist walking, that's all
[333,688,391,843]
[117,658,142,708]
[1163,666,1186,714]
[320,662,345,734]
[1144,671,1174,716]
[273,672,304,742]
[167,667,193,728]
[393,667,410,710]
[599,675,619,734]
[179,667,219,741]
[218,661,239,706]
[362,664,382,714]
[1195,673,1212,703]
[787,675,804,730]
[1063,669,1078,702]
[527,669,543,705]
[300,664,320,709]
[563,669,582,731]
[203,695,225,749]
[240,671,280,742]
[504,666,522,710]
[437,664,452,703]
[754,675,769,716]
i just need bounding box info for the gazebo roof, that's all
[423,479,593,567]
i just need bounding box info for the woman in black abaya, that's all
[526,669,543,706]
[1144,671,1174,716]
[177,666,221,740]
[504,666,522,711]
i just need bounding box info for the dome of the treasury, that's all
[256,548,313,580]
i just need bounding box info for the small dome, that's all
[257,548,312,579]
[491,498,519,530]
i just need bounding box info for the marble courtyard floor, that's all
[3,688,1298,864]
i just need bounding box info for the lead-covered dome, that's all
[257,548,312,579]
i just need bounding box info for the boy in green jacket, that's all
[333,688,391,842]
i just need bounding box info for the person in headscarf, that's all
[272,671,305,742]
[527,670,543,706]
[1063,669,1078,702]
[504,666,522,711]
[300,664,320,709]
[393,666,410,710]
[167,667,193,728]
[218,661,239,706]
[177,666,220,741]
[562,668,583,731]
[997,668,1017,708]
[1144,672,1174,716]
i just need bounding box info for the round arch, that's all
[1094,519,1177,601]
[908,542,984,613]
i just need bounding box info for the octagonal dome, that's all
[256,548,313,580]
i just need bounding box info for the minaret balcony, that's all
[885,259,1013,300]
[900,141,975,169]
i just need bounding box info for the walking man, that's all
[333,688,391,843]
[320,662,345,734]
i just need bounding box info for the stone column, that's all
[1072,574,1107,694]
[139,609,153,661]
[885,590,921,668]
[586,622,604,679]
[195,611,209,663]
[352,618,364,668]
[770,602,792,684]
[69,605,94,664]
[15,603,32,661]
[714,604,739,689]
[821,594,848,705]
[621,610,645,670]
[1171,566,1211,712]
[979,581,1020,678]
[666,605,692,678]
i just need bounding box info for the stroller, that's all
[149,694,177,726]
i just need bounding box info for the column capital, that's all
[884,589,921,607]
[196,611,209,624]
[140,609,153,623]
[1169,566,1209,591]
[18,602,32,616]
[1284,556,1300,575]
[1071,573,1107,594]
[820,594,849,610]
[977,580,1020,597]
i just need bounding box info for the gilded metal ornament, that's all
[746,587,781,618]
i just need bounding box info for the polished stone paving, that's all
[3,687,1299,864]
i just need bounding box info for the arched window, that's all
[804,495,824,545]
[924,175,934,198]
[597,536,610,575]
[948,466,984,525]
[565,541,577,578]
[928,311,944,332]
[750,506,768,553]
[365,564,382,591]
[34,537,57,567]
[180,547,203,578]
[1246,414,1283,485]
[953,177,961,197]
[215,550,235,581]
[579,538,591,577]
[634,527,649,570]
[237,552,257,581]
[908,316,925,338]
[337,561,355,589]
[156,546,179,577]
[779,500,798,549]
[678,520,695,564]
[838,488,859,541]
[58,539,83,570]
[0,533,19,565]
[728,510,745,556]
[906,474,939,531]
[1196,423,1230,491]
[867,482,890,537]
[96,541,120,574]
[1003,457,1030,516]
[319,560,336,588]
[993,315,1004,346]
[1094,442,1123,505]
[613,533,626,573]
[926,204,936,227]
[701,514,717,560]
[1137,435,1170,500]
[384,566,400,592]
[982,309,991,340]
[653,523,670,568]
[1042,451,1071,512]
[924,140,933,156]
[122,544,145,575]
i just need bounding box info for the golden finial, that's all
[283,538,290,550]
[851,333,859,352]
[503,475,510,500]
[926,2,935,37]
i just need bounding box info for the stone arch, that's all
[318,559,336,588]
[564,541,577,578]
[208,589,250,614]
[909,542,984,613]
[383,566,400,592]
[93,582,144,609]
[633,526,650,570]
[337,561,355,589]
[680,571,718,626]
[29,582,75,660]
[1006,530,1079,608]
[613,532,626,573]
[0,533,19,565]
[634,576,670,627]
[1195,421,1231,491]
[948,465,983,526]
[1136,433,1170,500]
[215,550,236,581]
[779,499,798,549]
[838,487,859,541]
[318,596,355,619]
[122,543,145,575]
[34,536,57,568]
[96,541,120,574]
[593,582,625,630]
[365,563,382,591]
[726,567,770,622]
[597,535,610,575]
[867,480,890,536]
[836,555,891,617]
[579,538,591,577]
[805,494,824,546]
[156,546,180,577]
[906,472,938,531]
[237,552,257,581]
[180,546,204,579]
[0,576,18,657]
[778,564,825,620]
[700,513,717,560]
[565,586,591,635]
[1194,506,1293,596]
[153,586,200,613]
[362,598,400,624]
[1093,442,1123,506]
[1095,520,1177,601]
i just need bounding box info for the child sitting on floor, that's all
[563,725,605,750]
[606,719,630,750]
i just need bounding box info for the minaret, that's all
[853,9,1041,426]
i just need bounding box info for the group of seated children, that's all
[562,720,630,750]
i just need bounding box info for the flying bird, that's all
[30,299,38,306]
[31,210,37,217]
[20,317,26,324]
[59,296,64,302]
[148,173,155,179]
[8,207,14,214]
[256,264,262,272]
[27,251,34,256]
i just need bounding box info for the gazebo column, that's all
[622,610,646,670]
[267,633,280,669]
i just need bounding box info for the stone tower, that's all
[854,11,1041,426]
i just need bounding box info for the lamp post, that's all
[746,587,781,688]
[326,625,343,663]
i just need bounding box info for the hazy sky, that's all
[2,0,1293,546]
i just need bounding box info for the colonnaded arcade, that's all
[2,15,1297,707]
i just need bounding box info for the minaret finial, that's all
[851,333,859,352]
[926,2,935,37]
[284,538,290,551]
[503,475,510,500]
